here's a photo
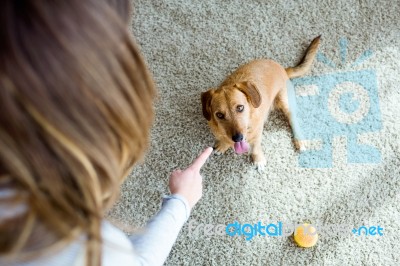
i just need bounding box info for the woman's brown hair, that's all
[0,0,156,265]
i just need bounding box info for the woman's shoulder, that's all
[1,221,139,266]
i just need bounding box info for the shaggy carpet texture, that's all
[108,0,400,265]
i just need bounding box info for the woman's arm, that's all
[129,194,190,266]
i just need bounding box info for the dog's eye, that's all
[237,105,244,112]
[216,112,225,119]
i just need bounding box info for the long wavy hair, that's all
[0,0,156,265]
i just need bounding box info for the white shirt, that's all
[3,194,190,266]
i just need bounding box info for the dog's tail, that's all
[285,35,321,79]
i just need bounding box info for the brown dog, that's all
[201,36,321,171]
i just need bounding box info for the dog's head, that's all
[201,81,261,154]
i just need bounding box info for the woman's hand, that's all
[169,147,213,209]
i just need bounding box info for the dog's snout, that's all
[232,133,243,142]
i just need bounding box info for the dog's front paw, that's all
[254,160,266,173]
[213,141,230,155]
[251,149,267,173]
[294,140,307,152]
[214,149,224,156]
[251,152,266,173]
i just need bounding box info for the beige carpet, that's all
[108,0,400,265]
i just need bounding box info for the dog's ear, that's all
[201,89,214,121]
[235,82,261,108]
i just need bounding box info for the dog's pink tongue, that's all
[234,141,249,154]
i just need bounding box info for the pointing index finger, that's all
[189,147,213,170]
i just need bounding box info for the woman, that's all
[0,0,212,265]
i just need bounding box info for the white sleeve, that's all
[129,194,191,266]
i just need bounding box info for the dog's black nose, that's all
[232,133,243,142]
